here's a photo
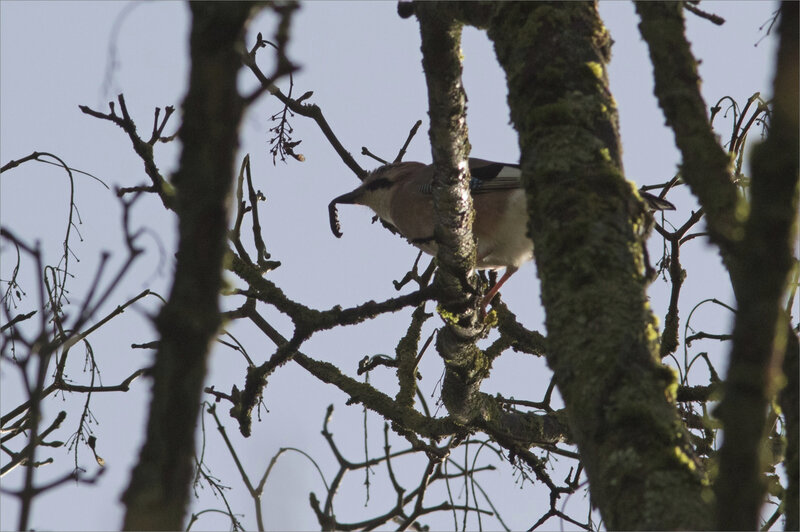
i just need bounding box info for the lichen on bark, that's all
[484,3,712,528]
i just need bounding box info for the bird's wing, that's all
[416,158,522,195]
[469,159,521,194]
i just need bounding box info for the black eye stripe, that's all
[365,177,392,191]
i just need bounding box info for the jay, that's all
[329,158,673,309]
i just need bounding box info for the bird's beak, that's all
[328,187,365,238]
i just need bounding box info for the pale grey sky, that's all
[1,2,779,530]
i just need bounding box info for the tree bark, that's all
[121,4,254,529]
[637,2,799,528]
[781,329,799,531]
[635,2,740,263]
[416,4,487,427]
[485,3,712,528]
[715,2,799,528]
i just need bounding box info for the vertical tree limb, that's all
[416,5,487,425]
[637,2,799,528]
[121,4,256,529]
[486,3,712,528]
[715,2,799,528]
[635,2,740,264]
[781,329,799,530]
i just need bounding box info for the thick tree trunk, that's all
[121,4,254,530]
[485,3,712,528]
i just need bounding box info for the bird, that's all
[328,158,674,310]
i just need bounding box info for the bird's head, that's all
[328,162,425,238]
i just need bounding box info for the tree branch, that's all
[488,3,712,528]
[121,5,257,529]
[416,4,488,433]
[635,2,740,267]
[714,2,800,528]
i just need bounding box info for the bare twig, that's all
[683,2,725,25]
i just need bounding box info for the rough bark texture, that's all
[121,4,253,529]
[416,4,487,426]
[637,2,799,528]
[485,3,712,529]
[635,2,740,263]
[781,329,799,531]
[715,2,799,528]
